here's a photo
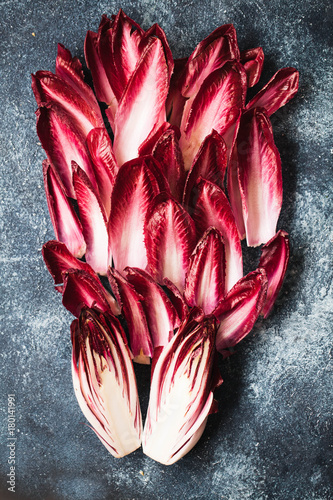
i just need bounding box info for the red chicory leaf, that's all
[63,269,120,317]
[32,71,104,138]
[108,267,153,361]
[192,179,243,292]
[184,228,225,314]
[42,240,96,292]
[55,43,101,116]
[214,268,268,354]
[145,194,196,293]
[113,36,169,166]
[86,128,118,218]
[109,157,161,273]
[73,164,111,275]
[258,229,290,318]
[125,267,181,348]
[183,129,227,211]
[237,108,283,246]
[36,105,98,198]
[240,47,264,87]
[43,160,86,258]
[179,62,246,170]
[179,24,240,98]
[84,30,118,115]
[246,67,299,116]
[152,128,186,202]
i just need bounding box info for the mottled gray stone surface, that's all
[0,0,332,499]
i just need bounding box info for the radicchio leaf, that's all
[192,179,243,292]
[43,160,86,258]
[152,127,185,202]
[179,62,246,170]
[258,230,290,318]
[42,240,96,291]
[214,268,268,354]
[73,164,111,275]
[179,24,240,98]
[240,47,264,87]
[63,269,120,317]
[125,267,181,348]
[36,105,97,198]
[237,108,282,247]
[32,71,104,138]
[113,36,169,166]
[184,228,225,314]
[183,129,227,212]
[246,67,299,116]
[108,267,153,362]
[109,157,161,273]
[145,194,196,293]
[86,128,118,218]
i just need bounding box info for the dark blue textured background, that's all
[0,1,332,499]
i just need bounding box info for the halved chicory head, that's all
[142,308,219,465]
[71,308,142,458]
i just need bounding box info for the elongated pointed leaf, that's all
[43,160,86,258]
[192,179,243,292]
[214,269,268,353]
[113,36,169,166]
[246,67,299,116]
[140,23,174,80]
[183,129,227,211]
[63,269,120,317]
[84,30,117,110]
[142,309,218,465]
[179,62,246,170]
[152,128,185,201]
[37,105,97,198]
[125,267,181,348]
[99,9,144,102]
[108,268,153,361]
[240,47,264,87]
[86,128,118,217]
[259,230,290,318]
[184,228,225,314]
[179,24,240,98]
[32,71,104,138]
[109,157,161,273]
[138,122,171,157]
[71,308,142,458]
[163,278,189,322]
[227,139,246,240]
[145,194,196,293]
[110,9,144,100]
[73,164,111,275]
[237,108,283,246]
[55,43,101,115]
[42,240,96,291]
